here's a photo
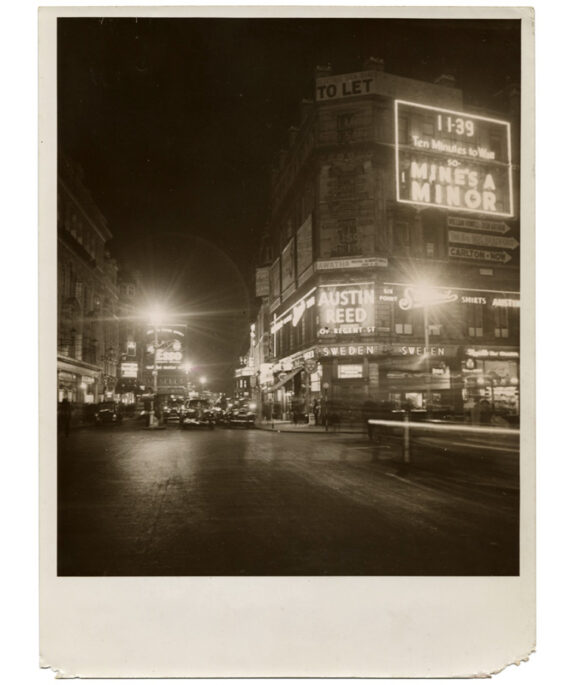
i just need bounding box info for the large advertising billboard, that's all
[145,324,186,371]
[281,238,295,293]
[318,283,375,336]
[395,100,513,217]
[296,215,313,278]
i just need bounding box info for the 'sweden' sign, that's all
[395,100,513,217]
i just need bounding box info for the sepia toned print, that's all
[56,17,521,579]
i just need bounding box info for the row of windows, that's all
[394,305,517,339]
[59,201,103,262]
[272,305,518,359]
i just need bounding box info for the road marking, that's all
[415,437,519,454]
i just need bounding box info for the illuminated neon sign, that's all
[271,289,316,335]
[395,100,513,217]
[318,283,375,336]
[398,286,458,311]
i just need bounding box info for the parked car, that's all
[94,401,123,425]
[179,399,216,429]
[163,404,182,423]
[228,400,256,428]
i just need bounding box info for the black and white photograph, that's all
[39,4,535,678]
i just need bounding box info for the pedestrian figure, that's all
[479,399,492,424]
[59,397,72,437]
[313,399,320,426]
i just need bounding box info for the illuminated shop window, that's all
[494,307,509,338]
[467,304,484,338]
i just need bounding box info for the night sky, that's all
[58,17,520,390]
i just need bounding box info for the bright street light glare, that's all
[147,303,166,326]
[199,376,207,385]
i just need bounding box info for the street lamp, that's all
[199,376,207,395]
[147,305,165,427]
[399,281,458,411]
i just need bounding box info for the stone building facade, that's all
[57,156,120,405]
[256,60,520,423]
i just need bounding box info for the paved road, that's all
[58,423,519,576]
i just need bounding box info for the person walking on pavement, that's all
[59,397,72,437]
[313,398,320,426]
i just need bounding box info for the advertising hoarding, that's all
[120,362,138,378]
[269,258,280,308]
[395,100,513,217]
[318,283,375,336]
[338,364,364,379]
[281,238,295,292]
[296,215,313,277]
[145,324,186,371]
[255,266,270,297]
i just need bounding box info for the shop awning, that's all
[268,367,302,392]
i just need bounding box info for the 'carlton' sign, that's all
[395,100,513,217]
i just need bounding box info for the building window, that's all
[428,323,441,336]
[394,220,411,254]
[467,304,484,338]
[395,308,413,335]
[337,112,354,144]
[494,307,509,338]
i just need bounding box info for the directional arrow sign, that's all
[448,245,512,264]
[447,216,511,234]
[448,230,519,250]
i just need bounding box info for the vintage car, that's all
[179,399,216,429]
[162,404,183,423]
[94,401,123,425]
[227,400,256,428]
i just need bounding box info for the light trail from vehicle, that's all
[368,419,519,437]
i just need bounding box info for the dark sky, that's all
[58,17,520,390]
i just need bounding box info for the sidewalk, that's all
[256,419,365,434]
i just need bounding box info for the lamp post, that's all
[183,362,193,395]
[322,382,329,431]
[148,306,164,427]
[199,376,207,396]
[422,304,432,410]
[400,282,458,413]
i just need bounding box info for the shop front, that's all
[57,357,102,404]
[461,346,519,422]
[317,342,461,416]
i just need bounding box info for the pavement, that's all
[58,422,519,577]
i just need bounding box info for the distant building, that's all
[57,156,120,404]
[115,270,145,403]
[256,60,520,422]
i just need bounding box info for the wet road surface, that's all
[58,423,519,576]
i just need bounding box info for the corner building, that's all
[260,61,520,422]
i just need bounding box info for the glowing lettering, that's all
[412,181,431,203]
